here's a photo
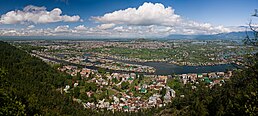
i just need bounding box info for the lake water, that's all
[44,53,238,75]
[105,57,237,75]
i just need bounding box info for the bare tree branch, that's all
[244,14,258,46]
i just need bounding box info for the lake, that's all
[105,57,237,75]
[43,53,238,75]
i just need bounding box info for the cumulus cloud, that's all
[97,23,115,30]
[92,2,181,26]
[92,2,232,35]
[74,25,87,31]
[0,5,81,24]
[112,25,175,36]
[113,26,125,32]
[54,25,70,33]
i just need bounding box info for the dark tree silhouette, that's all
[245,9,258,46]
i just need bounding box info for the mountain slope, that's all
[0,41,98,115]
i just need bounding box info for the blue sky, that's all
[0,0,257,37]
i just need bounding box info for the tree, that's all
[190,97,208,116]
[73,87,80,98]
[79,93,88,102]
[84,82,97,92]
[66,75,72,79]
[98,68,106,75]
[112,77,118,84]
[244,9,258,46]
[76,72,81,80]
[121,82,129,90]
[0,68,7,78]
[139,74,144,81]
[167,78,183,91]
[0,90,26,116]
[160,87,166,99]
[88,72,93,79]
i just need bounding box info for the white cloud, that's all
[27,25,35,29]
[0,5,81,24]
[0,24,242,38]
[74,25,87,31]
[111,25,176,37]
[0,3,242,37]
[92,2,181,26]
[92,2,232,35]
[97,23,115,30]
[23,5,46,12]
[113,26,124,31]
[54,25,70,33]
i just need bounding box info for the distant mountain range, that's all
[166,31,255,40]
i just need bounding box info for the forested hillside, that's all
[0,41,100,115]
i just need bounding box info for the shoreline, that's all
[34,52,238,75]
[91,52,235,67]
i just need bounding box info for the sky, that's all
[0,0,257,38]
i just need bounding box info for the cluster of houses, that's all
[78,85,176,112]
[118,41,173,49]
[58,65,177,112]
[58,65,233,112]
[87,56,156,73]
[78,89,175,112]
[169,60,230,66]
[178,71,233,87]
[96,62,155,73]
